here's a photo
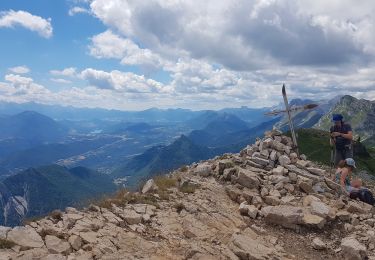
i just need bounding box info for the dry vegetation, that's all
[0,238,15,249]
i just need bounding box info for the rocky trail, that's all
[1,130,375,259]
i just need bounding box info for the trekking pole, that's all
[330,145,335,172]
[282,84,299,157]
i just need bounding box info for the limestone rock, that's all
[303,195,321,207]
[272,166,285,175]
[278,155,291,166]
[296,160,309,168]
[68,235,82,251]
[194,163,212,177]
[347,201,373,214]
[0,226,11,239]
[307,167,326,176]
[341,237,367,260]
[264,196,281,206]
[7,226,44,249]
[236,169,260,189]
[312,237,326,250]
[45,235,71,255]
[79,231,98,244]
[142,179,158,194]
[229,233,277,260]
[263,205,303,229]
[302,214,326,229]
[310,201,331,218]
[122,209,142,225]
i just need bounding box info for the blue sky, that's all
[0,0,374,110]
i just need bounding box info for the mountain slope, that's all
[0,111,68,143]
[0,165,116,226]
[113,135,215,186]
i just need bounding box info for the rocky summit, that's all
[1,130,375,260]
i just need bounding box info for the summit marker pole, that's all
[282,84,299,157]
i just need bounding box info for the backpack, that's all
[350,188,375,205]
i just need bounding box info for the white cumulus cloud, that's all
[0,10,53,38]
[8,65,30,74]
[50,67,77,77]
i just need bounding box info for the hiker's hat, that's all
[345,158,356,168]
[332,114,343,122]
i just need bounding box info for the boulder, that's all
[229,233,276,260]
[68,235,82,251]
[272,166,285,176]
[341,237,367,260]
[251,155,270,166]
[299,181,314,194]
[236,169,260,189]
[263,205,304,229]
[302,214,326,229]
[285,165,321,183]
[310,201,331,218]
[121,209,143,225]
[79,231,98,244]
[194,164,212,177]
[296,160,309,169]
[347,201,373,214]
[45,235,71,255]
[269,150,277,161]
[278,155,291,166]
[247,205,259,219]
[239,202,250,215]
[7,226,44,249]
[336,210,351,222]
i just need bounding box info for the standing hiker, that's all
[330,114,353,166]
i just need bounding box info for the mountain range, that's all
[0,94,375,226]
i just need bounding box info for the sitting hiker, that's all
[334,158,354,195]
[334,158,375,205]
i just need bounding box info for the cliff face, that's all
[1,131,375,260]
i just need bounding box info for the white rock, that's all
[0,226,11,239]
[263,205,303,229]
[79,231,98,244]
[302,214,326,229]
[142,179,158,194]
[7,226,44,249]
[122,209,142,225]
[194,164,212,177]
[307,167,326,176]
[278,155,291,166]
[341,237,367,260]
[310,201,331,218]
[45,235,71,255]
[247,205,259,219]
[312,237,326,250]
[68,235,82,251]
[272,166,285,176]
[236,169,260,189]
